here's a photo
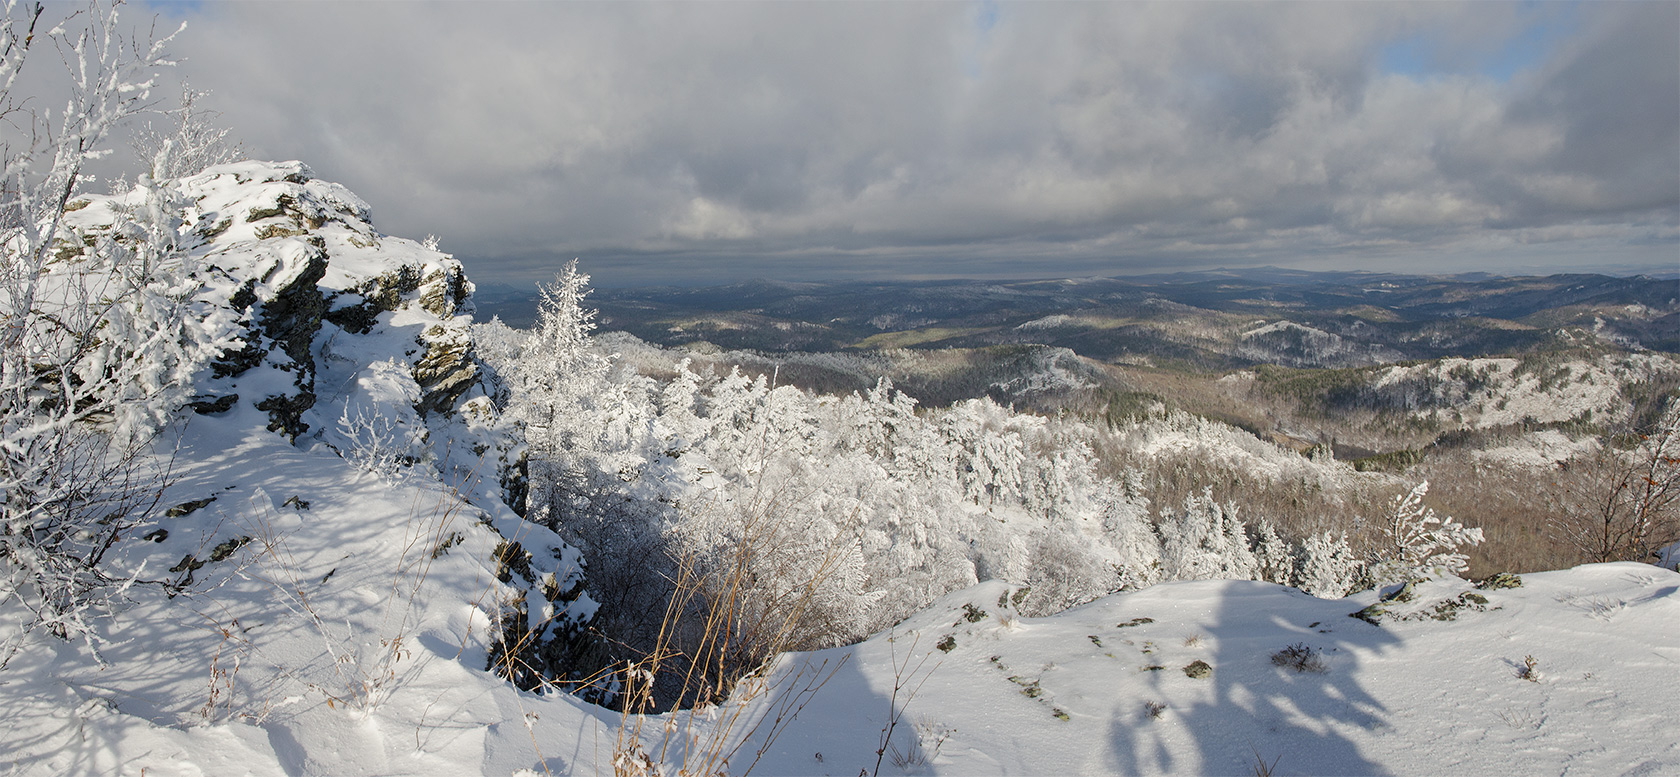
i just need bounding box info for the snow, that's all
[1236,320,1405,368]
[731,569,1680,776]
[13,485,1677,777]
[5,392,1673,777]
[1115,410,1360,489]
[1241,320,1327,340]
[1016,314,1079,330]
[1471,429,1599,470]
[0,413,580,776]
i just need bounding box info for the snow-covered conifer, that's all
[1253,518,1297,586]
[1297,531,1363,598]
[1098,482,1162,589]
[513,260,618,461]
[1221,504,1259,580]
[1160,489,1255,581]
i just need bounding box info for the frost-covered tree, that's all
[1099,481,1162,590]
[1297,531,1363,598]
[1020,529,1113,616]
[487,261,1450,703]
[0,1,198,666]
[1253,518,1296,586]
[129,82,241,181]
[515,260,613,461]
[1159,490,1256,582]
[943,398,1036,507]
[1369,481,1484,585]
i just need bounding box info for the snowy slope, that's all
[12,532,1675,776]
[735,568,1680,776]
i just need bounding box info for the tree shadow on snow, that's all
[721,642,909,777]
[1105,581,1398,776]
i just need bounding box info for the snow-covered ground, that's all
[6,440,1676,777]
[740,569,1680,776]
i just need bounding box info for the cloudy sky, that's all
[121,1,1678,286]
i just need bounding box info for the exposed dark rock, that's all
[186,394,238,415]
[1352,590,1498,626]
[323,293,380,334]
[502,456,530,518]
[246,194,294,223]
[1385,581,1417,603]
[1476,573,1523,590]
[254,224,305,240]
[419,267,473,318]
[208,536,252,562]
[493,540,534,584]
[325,266,423,335]
[257,392,316,441]
[165,497,217,517]
[486,586,610,703]
[212,279,267,379]
[259,240,329,369]
[211,340,265,380]
[431,532,464,559]
[247,239,329,439]
[169,554,203,574]
[195,217,231,242]
[413,326,478,416]
[228,279,258,313]
[364,265,424,312]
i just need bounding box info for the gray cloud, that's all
[131,0,1675,285]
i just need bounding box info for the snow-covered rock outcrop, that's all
[47,160,604,705]
[61,161,481,444]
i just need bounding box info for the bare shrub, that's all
[1497,707,1541,730]
[129,82,242,180]
[1412,451,1575,576]
[1270,642,1328,673]
[1250,747,1284,777]
[1549,405,1680,566]
[598,542,852,777]
[869,632,941,777]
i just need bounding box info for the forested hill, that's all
[476,269,1680,362]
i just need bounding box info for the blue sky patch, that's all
[1380,8,1578,83]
